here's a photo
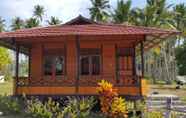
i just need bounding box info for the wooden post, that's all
[165,98,171,118]
[14,45,19,95]
[140,41,144,78]
[76,35,80,93]
[28,48,31,79]
[133,45,136,76]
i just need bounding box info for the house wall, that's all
[17,35,146,96]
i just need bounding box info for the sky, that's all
[0,0,186,28]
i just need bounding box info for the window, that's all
[44,49,65,76]
[118,48,133,71]
[80,49,101,75]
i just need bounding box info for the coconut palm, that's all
[33,5,45,21]
[89,0,110,22]
[11,17,24,31]
[130,0,176,84]
[0,17,5,32]
[47,16,62,25]
[112,0,132,24]
[167,4,186,38]
[25,18,40,28]
[130,0,170,27]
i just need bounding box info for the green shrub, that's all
[0,95,22,115]
[61,97,96,118]
[143,111,163,118]
[26,97,62,118]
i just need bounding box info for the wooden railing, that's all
[16,77,29,86]
[147,95,186,118]
[116,75,141,87]
[15,75,142,87]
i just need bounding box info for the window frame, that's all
[117,48,134,71]
[43,48,66,78]
[80,49,101,76]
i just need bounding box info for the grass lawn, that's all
[0,80,13,95]
[149,84,186,100]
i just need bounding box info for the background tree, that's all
[89,0,110,22]
[129,0,177,84]
[0,17,5,32]
[47,16,62,25]
[33,5,45,22]
[11,17,24,31]
[0,47,11,74]
[176,42,186,75]
[25,18,40,28]
[111,0,132,24]
[167,4,186,43]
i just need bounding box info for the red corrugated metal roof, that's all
[0,24,179,38]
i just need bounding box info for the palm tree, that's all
[89,0,110,22]
[0,17,5,32]
[11,17,24,31]
[130,0,176,84]
[130,0,170,27]
[167,4,186,40]
[33,5,45,21]
[112,0,132,24]
[47,16,62,25]
[25,18,40,28]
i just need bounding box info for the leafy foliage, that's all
[61,97,96,118]
[0,95,23,115]
[33,5,45,21]
[47,16,62,25]
[176,41,186,75]
[11,17,24,31]
[112,0,132,24]
[0,47,11,72]
[97,80,128,118]
[26,97,62,118]
[25,18,40,28]
[143,111,163,118]
[89,0,110,22]
[0,17,5,32]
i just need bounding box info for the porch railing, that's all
[15,75,141,87]
[115,75,141,87]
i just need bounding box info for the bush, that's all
[0,95,22,115]
[61,97,96,118]
[143,111,163,118]
[26,97,62,118]
[97,80,128,118]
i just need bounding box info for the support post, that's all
[28,48,31,78]
[76,35,80,93]
[133,45,136,76]
[14,45,19,95]
[140,41,144,78]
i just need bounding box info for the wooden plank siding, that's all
[15,35,148,96]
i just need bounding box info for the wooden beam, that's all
[133,45,136,76]
[75,35,80,93]
[115,44,119,83]
[15,44,20,95]
[140,41,144,78]
[28,48,31,78]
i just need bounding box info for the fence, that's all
[147,95,186,118]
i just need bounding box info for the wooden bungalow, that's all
[0,16,179,98]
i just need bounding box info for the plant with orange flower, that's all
[97,80,128,118]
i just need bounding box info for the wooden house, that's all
[0,16,179,98]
